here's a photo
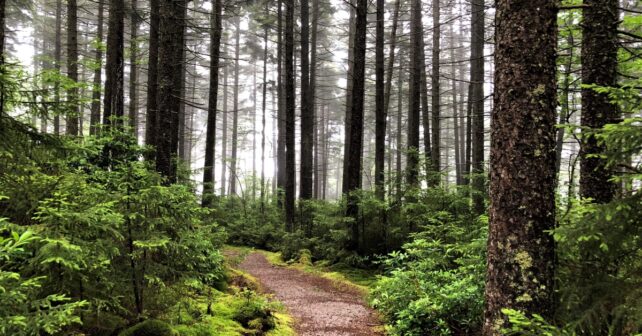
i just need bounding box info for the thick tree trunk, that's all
[230,18,240,195]
[311,0,319,199]
[89,0,104,135]
[579,0,619,203]
[145,0,159,154]
[104,0,125,129]
[341,4,355,195]
[483,1,558,334]
[374,0,385,199]
[471,0,485,213]
[129,0,139,139]
[156,0,186,181]
[345,0,367,252]
[66,0,79,136]
[202,0,222,207]
[284,0,296,231]
[406,0,422,188]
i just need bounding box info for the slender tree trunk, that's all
[396,57,404,202]
[483,1,558,334]
[261,7,268,207]
[89,0,104,135]
[311,0,319,199]
[145,0,159,154]
[104,0,125,129]
[342,4,356,194]
[345,0,367,252]
[53,0,61,134]
[556,33,573,183]
[300,0,313,202]
[430,0,441,175]
[66,0,79,136]
[202,0,222,207]
[579,0,619,203]
[374,0,385,200]
[452,26,462,185]
[276,0,286,206]
[220,63,228,196]
[230,18,240,195]
[407,0,422,188]
[321,104,328,200]
[420,33,432,180]
[128,0,139,139]
[284,0,296,231]
[471,0,485,213]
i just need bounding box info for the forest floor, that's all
[232,249,384,336]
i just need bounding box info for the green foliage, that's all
[370,194,486,336]
[119,319,178,336]
[502,309,575,336]
[231,289,277,334]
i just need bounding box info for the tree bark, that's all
[406,0,422,188]
[229,17,240,195]
[276,0,286,206]
[483,1,558,334]
[284,0,296,231]
[471,0,486,213]
[202,0,222,207]
[345,0,367,252]
[104,0,125,129]
[579,0,619,203]
[300,0,313,202]
[342,3,355,194]
[66,0,79,136]
[128,0,139,139]
[220,63,228,196]
[430,0,441,175]
[145,0,160,155]
[53,0,62,134]
[311,0,320,199]
[89,0,104,135]
[374,0,385,200]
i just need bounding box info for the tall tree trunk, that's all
[229,18,240,195]
[104,0,125,129]
[89,0,104,135]
[452,25,462,185]
[483,1,558,334]
[66,0,79,136]
[374,0,385,199]
[311,0,319,199]
[420,31,432,181]
[471,0,485,213]
[276,0,286,206]
[300,0,313,204]
[156,0,186,181]
[341,4,356,194]
[220,63,228,196]
[345,0,367,252]
[145,0,159,154]
[430,0,441,174]
[579,0,619,203]
[395,56,404,202]
[53,0,61,134]
[556,33,573,183]
[284,0,296,231]
[261,7,268,207]
[129,0,139,139]
[407,0,422,188]
[202,0,222,207]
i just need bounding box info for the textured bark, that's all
[483,1,558,334]
[311,0,319,199]
[276,0,286,205]
[430,0,441,174]
[89,0,104,135]
[202,0,222,207]
[284,0,296,231]
[374,0,385,200]
[383,0,400,117]
[128,0,139,138]
[104,0,125,129]
[261,7,268,206]
[471,0,485,213]
[300,0,313,202]
[406,0,422,187]
[345,0,367,252]
[420,33,432,180]
[229,18,240,195]
[66,0,79,136]
[53,0,61,134]
[220,64,228,196]
[579,0,619,203]
[395,56,404,202]
[451,28,462,185]
[156,0,186,181]
[145,0,159,154]
[341,3,355,194]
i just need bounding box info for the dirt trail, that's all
[237,252,383,336]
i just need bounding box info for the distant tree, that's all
[66,0,79,135]
[128,0,140,139]
[202,0,222,207]
[471,0,485,213]
[483,1,558,334]
[229,17,240,195]
[89,0,104,135]
[284,0,296,231]
[430,0,441,176]
[580,0,619,203]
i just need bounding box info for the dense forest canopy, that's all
[1,0,642,335]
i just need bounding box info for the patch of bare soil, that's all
[238,252,383,336]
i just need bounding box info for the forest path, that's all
[237,252,383,336]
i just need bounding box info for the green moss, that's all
[514,251,533,270]
[119,320,177,336]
